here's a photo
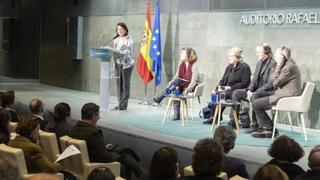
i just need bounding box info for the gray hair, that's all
[280,46,291,60]
[213,126,236,154]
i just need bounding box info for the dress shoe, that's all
[203,117,213,124]
[244,126,259,134]
[173,117,180,121]
[251,128,279,138]
[113,105,126,110]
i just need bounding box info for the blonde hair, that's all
[228,47,242,59]
[254,164,289,180]
[182,47,198,63]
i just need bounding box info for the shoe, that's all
[244,126,259,134]
[203,118,213,124]
[173,117,180,121]
[152,101,159,106]
[153,97,161,104]
[113,106,119,110]
[251,128,278,138]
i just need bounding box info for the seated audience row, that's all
[0,90,20,122]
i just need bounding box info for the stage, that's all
[1,82,318,177]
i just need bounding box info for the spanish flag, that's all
[137,0,154,84]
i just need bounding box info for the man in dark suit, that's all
[213,126,249,179]
[29,98,52,130]
[203,47,251,124]
[68,102,144,179]
[251,46,301,138]
[295,145,320,180]
[232,43,276,133]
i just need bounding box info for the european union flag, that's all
[149,0,162,86]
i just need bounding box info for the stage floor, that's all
[1,82,316,175]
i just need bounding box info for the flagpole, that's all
[138,84,150,105]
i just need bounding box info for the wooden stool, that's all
[211,101,241,132]
[163,96,189,127]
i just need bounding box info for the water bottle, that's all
[211,92,218,103]
[174,86,180,96]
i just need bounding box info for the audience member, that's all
[213,126,249,178]
[203,47,251,125]
[153,47,199,120]
[267,135,305,179]
[142,146,180,180]
[68,102,144,180]
[179,138,224,180]
[88,167,116,180]
[25,173,60,180]
[8,116,63,173]
[254,164,289,180]
[294,145,320,180]
[0,109,11,144]
[0,156,19,180]
[251,46,301,138]
[29,98,50,130]
[232,43,276,133]
[44,102,72,140]
[1,90,20,122]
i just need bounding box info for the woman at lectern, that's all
[113,22,134,110]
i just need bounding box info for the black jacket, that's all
[222,155,249,179]
[68,120,120,163]
[267,159,305,180]
[294,169,320,180]
[217,61,251,99]
[248,58,276,93]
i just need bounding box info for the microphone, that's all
[102,35,119,47]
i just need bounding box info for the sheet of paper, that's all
[55,145,81,163]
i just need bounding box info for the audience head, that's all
[268,135,304,163]
[1,90,15,108]
[192,138,224,176]
[16,116,40,143]
[275,46,292,64]
[256,43,272,61]
[149,146,179,180]
[213,125,236,154]
[29,98,44,115]
[53,102,71,122]
[25,173,60,180]
[0,156,19,180]
[227,47,242,65]
[308,145,320,170]
[254,164,289,180]
[0,109,10,144]
[181,47,198,63]
[116,22,129,37]
[81,102,100,124]
[88,167,115,180]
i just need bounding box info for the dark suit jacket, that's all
[269,59,301,105]
[223,155,249,179]
[248,58,277,94]
[218,61,251,98]
[68,120,120,163]
[294,169,320,180]
[8,135,63,173]
[267,159,305,180]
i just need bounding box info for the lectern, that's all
[90,47,116,110]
